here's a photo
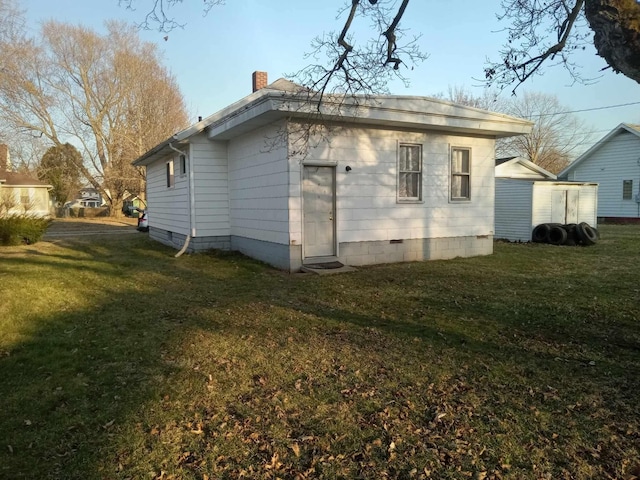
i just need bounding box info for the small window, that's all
[166,160,174,188]
[451,148,471,201]
[179,154,187,175]
[623,180,633,200]
[20,188,30,208]
[398,144,422,201]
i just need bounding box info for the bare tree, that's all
[0,13,188,215]
[121,0,640,95]
[496,92,593,174]
[486,0,640,92]
[435,87,592,174]
[433,85,506,111]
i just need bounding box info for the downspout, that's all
[169,142,194,257]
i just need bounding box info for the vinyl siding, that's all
[228,122,290,245]
[0,186,50,217]
[191,133,230,237]
[494,179,533,241]
[289,125,496,246]
[567,131,640,218]
[496,162,547,179]
[145,152,190,235]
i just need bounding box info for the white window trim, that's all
[450,146,472,202]
[397,142,423,203]
[166,159,175,188]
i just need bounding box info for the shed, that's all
[495,157,598,242]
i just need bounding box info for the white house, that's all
[133,73,532,271]
[495,157,598,242]
[559,123,640,221]
[0,144,52,217]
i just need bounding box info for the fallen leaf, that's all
[291,442,301,457]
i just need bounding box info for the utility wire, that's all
[530,101,640,117]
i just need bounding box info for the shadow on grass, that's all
[0,236,270,479]
[0,229,638,478]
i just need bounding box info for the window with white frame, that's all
[398,144,422,201]
[451,147,471,201]
[623,180,633,200]
[166,160,174,188]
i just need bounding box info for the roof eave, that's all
[133,90,533,166]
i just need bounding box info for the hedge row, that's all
[0,214,51,246]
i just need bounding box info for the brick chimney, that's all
[252,71,268,92]
[0,144,8,173]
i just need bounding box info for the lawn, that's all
[0,226,639,479]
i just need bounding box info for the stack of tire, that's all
[531,222,599,246]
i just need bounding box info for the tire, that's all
[562,224,578,246]
[576,222,598,246]
[532,224,551,243]
[548,225,568,245]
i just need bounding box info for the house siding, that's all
[226,122,292,266]
[191,133,230,237]
[494,179,534,241]
[496,163,547,179]
[146,151,191,235]
[0,186,50,217]
[290,125,496,265]
[566,130,640,218]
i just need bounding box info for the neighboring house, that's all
[76,187,104,208]
[495,157,598,242]
[0,144,52,217]
[559,123,640,221]
[133,72,532,272]
[122,193,145,217]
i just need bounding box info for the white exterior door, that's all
[551,190,567,223]
[566,190,579,223]
[303,166,335,258]
[551,189,579,223]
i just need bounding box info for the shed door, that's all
[303,166,335,258]
[551,189,579,224]
[566,190,579,223]
[551,190,567,223]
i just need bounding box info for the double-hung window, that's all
[622,180,633,200]
[398,144,422,202]
[451,148,471,201]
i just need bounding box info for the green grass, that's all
[0,226,639,479]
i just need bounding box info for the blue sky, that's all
[23,0,640,153]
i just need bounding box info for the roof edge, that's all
[559,123,640,177]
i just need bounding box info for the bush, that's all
[0,214,52,246]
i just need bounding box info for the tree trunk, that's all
[585,0,640,83]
